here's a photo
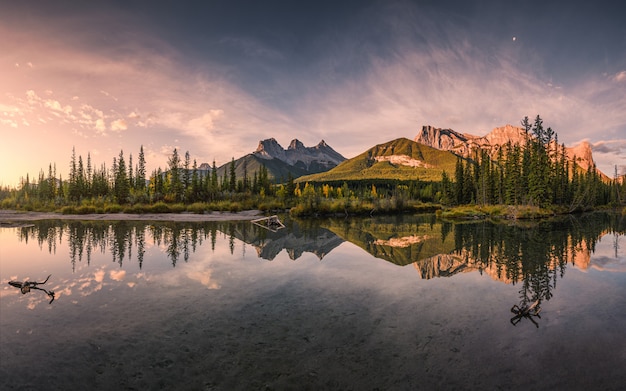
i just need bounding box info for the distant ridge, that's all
[253,138,345,172]
[211,138,346,183]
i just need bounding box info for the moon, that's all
[512,36,517,41]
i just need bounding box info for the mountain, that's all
[415,124,598,173]
[254,138,345,172]
[213,138,346,183]
[296,138,458,183]
[213,220,344,261]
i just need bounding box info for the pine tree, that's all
[77,155,85,199]
[128,153,134,191]
[115,150,130,204]
[242,159,248,192]
[69,147,79,201]
[462,159,474,204]
[183,151,191,201]
[229,158,236,192]
[190,159,199,202]
[454,158,464,205]
[136,145,146,191]
[211,160,218,198]
[167,148,182,202]
[86,153,92,198]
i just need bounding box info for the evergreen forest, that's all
[1,116,625,217]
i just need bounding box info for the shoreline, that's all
[0,209,264,224]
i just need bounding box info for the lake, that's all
[1,212,625,390]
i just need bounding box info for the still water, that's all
[1,213,625,390]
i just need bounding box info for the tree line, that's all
[7,146,276,207]
[2,114,624,214]
[439,115,622,211]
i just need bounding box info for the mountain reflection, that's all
[13,218,345,270]
[320,212,625,310]
[13,213,625,306]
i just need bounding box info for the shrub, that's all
[76,205,97,214]
[1,198,16,209]
[169,203,186,213]
[257,199,286,212]
[60,206,76,214]
[149,202,170,213]
[228,202,242,212]
[123,204,150,214]
[186,202,207,214]
[103,204,123,213]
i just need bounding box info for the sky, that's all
[1,0,625,187]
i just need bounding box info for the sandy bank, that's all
[0,209,264,224]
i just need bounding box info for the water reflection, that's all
[7,213,625,319]
[11,213,626,275]
[11,219,345,270]
[2,213,625,389]
[321,212,625,326]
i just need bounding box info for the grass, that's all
[439,204,556,219]
[289,197,440,217]
[297,138,458,183]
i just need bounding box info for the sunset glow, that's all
[1,0,625,187]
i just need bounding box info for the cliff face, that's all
[414,124,529,158]
[415,124,596,171]
[567,140,595,171]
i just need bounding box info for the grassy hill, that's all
[319,215,457,266]
[296,138,458,183]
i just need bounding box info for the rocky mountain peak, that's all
[568,140,595,171]
[288,139,305,150]
[484,124,529,146]
[255,138,286,161]
[415,125,468,151]
[252,138,346,171]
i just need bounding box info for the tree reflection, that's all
[455,212,626,326]
[12,212,625,307]
[15,220,225,269]
[318,212,625,327]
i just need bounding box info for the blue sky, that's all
[1,0,625,186]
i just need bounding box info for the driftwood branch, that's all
[8,275,56,304]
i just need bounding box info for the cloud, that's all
[110,269,126,281]
[0,118,18,128]
[187,109,224,133]
[44,98,72,115]
[0,103,21,116]
[281,5,626,169]
[591,139,626,155]
[95,118,106,134]
[186,268,221,290]
[110,118,128,132]
[1,1,624,186]
[613,70,626,83]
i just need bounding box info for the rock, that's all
[415,124,596,171]
[253,138,345,171]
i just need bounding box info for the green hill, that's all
[319,215,457,266]
[296,138,458,183]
